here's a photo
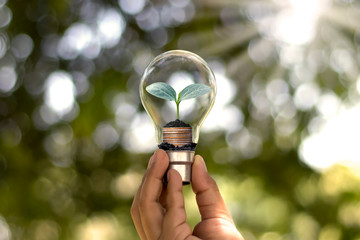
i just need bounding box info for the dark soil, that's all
[158,142,197,151]
[164,119,191,128]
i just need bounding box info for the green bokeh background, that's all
[1,0,360,239]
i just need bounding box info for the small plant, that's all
[146,82,211,119]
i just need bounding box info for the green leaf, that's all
[179,83,211,101]
[146,82,177,101]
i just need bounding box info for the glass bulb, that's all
[140,50,216,184]
[140,50,216,143]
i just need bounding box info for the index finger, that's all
[131,152,157,240]
[139,149,169,239]
[191,155,233,222]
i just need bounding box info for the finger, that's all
[139,149,169,239]
[159,184,168,208]
[191,155,233,222]
[131,152,156,240]
[161,169,193,239]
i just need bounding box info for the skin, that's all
[131,149,244,240]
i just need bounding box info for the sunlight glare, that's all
[45,71,76,115]
[58,23,97,59]
[0,33,7,58]
[111,170,143,199]
[0,5,12,28]
[273,0,330,45]
[97,8,125,48]
[294,82,320,111]
[0,216,11,240]
[93,122,119,150]
[0,66,17,93]
[122,113,157,153]
[74,213,120,240]
[300,104,360,175]
[202,72,241,132]
[119,0,146,15]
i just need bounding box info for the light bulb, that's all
[140,50,216,184]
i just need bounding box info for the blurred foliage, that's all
[1,0,360,239]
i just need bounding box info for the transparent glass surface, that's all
[140,50,216,143]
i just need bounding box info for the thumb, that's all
[191,155,233,222]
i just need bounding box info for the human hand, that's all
[131,149,243,240]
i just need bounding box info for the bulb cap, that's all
[166,151,194,184]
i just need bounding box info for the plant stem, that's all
[176,101,180,119]
[176,93,181,119]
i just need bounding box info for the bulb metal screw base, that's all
[166,151,194,185]
[162,126,194,184]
